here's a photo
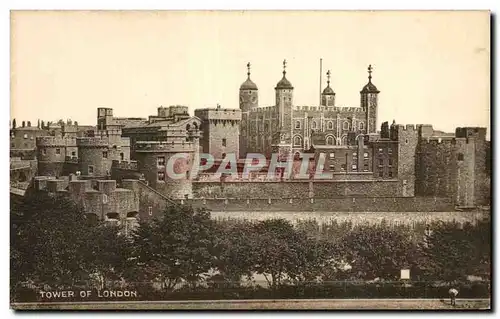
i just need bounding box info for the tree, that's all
[12,118,16,129]
[22,121,25,127]
[127,205,216,291]
[420,219,490,282]
[83,224,133,290]
[37,119,40,128]
[286,234,339,285]
[341,224,417,280]
[251,219,299,290]
[212,221,257,286]
[11,192,96,292]
[27,121,31,127]
[41,120,45,129]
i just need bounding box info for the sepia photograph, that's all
[9,10,491,311]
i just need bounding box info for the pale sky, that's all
[10,11,490,137]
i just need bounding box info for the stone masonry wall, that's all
[193,180,400,199]
[183,196,455,212]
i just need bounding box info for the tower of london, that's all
[239,60,379,159]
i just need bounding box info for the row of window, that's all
[294,120,365,131]
[328,152,370,159]
[328,163,370,172]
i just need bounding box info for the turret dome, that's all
[360,64,380,94]
[240,62,258,90]
[275,59,294,90]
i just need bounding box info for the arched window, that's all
[359,122,364,130]
[311,121,317,129]
[295,120,301,129]
[327,121,334,130]
[341,135,348,145]
[326,136,334,145]
[293,136,302,147]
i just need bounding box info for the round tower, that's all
[274,59,294,146]
[321,70,336,107]
[36,136,75,177]
[135,140,195,199]
[239,62,258,158]
[360,64,380,134]
[239,62,258,111]
[76,137,112,177]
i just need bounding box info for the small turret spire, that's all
[247,62,251,78]
[368,64,373,82]
[326,70,331,87]
[282,59,287,76]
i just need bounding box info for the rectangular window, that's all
[88,165,94,174]
[364,163,369,172]
[11,143,14,148]
[388,171,393,178]
[329,164,335,171]
[353,152,357,158]
[388,148,393,154]
[352,164,357,171]
[71,151,76,157]
[120,153,124,161]
[222,138,227,147]
[388,159,393,166]
[378,171,383,177]
[158,171,165,181]
[341,164,346,171]
[55,148,61,155]
[378,148,383,153]
[379,159,383,167]
[102,151,108,159]
[329,153,335,159]
[42,149,47,155]
[457,153,464,161]
[148,206,153,216]
[157,156,166,166]
[23,134,28,139]
[364,152,369,158]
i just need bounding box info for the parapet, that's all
[422,136,471,145]
[112,159,138,170]
[334,106,365,113]
[121,179,140,192]
[34,176,57,191]
[168,105,189,115]
[36,136,77,147]
[46,179,69,193]
[68,179,91,195]
[253,106,274,113]
[195,108,242,121]
[135,141,196,153]
[76,137,110,147]
[96,180,117,194]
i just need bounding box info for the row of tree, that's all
[10,119,77,130]
[11,193,490,300]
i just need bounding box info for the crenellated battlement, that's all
[334,106,365,113]
[111,159,138,170]
[422,136,471,145]
[76,137,110,147]
[36,136,77,147]
[135,140,196,153]
[195,108,242,121]
[254,106,275,113]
